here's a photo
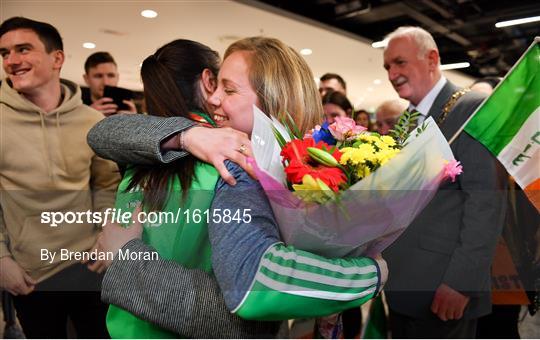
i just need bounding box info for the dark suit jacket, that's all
[383,81,508,319]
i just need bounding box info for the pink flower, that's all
[443,160,463,182]
[329,117,367,141]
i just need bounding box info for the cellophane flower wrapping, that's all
[250,106,455,257]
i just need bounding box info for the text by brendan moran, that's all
[41,248,159,264]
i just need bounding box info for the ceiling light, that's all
[82,42,96,49]
[373,79,381,85]
[495,15,540,28]
[371,39,388,48]
[141,9,158,18]
[300,48,313,56]
[440,62,470,70]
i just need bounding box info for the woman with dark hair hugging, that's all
[89,37,387,338]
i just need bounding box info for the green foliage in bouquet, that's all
[389,110,424,147]
[272,112,304,149]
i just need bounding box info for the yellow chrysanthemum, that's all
[374,140,390,151]
[339,147,355,165]
[381,135,397,147]
[356,134,379,144]
[356,165,371,179]
[338,133,400,181]
[378,148,399,165]
[340,144,377,165]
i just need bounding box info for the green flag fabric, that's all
[464,38,540,211]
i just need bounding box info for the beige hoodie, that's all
[0,79,120,281]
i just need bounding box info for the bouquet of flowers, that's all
[250,106,461,257]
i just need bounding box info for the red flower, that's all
[281,138,346,191]
[281,138,342,162]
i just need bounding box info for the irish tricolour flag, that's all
[461,37,540,211]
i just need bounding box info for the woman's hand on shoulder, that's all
[183,126,256,185]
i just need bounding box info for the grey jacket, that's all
[87,114,195,165]
[88,115,284,338]
[383,81,508,319]
[103,239,282,338]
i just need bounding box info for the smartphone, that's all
[103,85,134,111]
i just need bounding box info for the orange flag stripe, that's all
[524,178,540,213]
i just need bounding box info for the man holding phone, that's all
[82,51,137,116]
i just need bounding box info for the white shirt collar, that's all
[410,76,447,117]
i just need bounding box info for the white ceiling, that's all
[2,0,474,111]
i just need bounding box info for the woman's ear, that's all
[201,68,217,95]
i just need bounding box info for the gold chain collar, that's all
[436,88,471,127]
